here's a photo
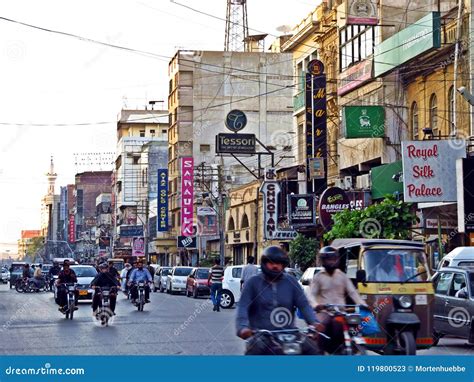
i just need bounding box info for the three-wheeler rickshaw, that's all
[331,239,434,355]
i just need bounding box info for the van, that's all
[438,247,474,269]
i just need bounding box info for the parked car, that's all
[154,267,172,292]
[432,267,474,345]
[186,267,210,298]
[9,262,29,289]
[166,267,193,294]
[438,247,474,270]
[53,265,97,302]
[1,268,10,284]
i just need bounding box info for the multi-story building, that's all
[113,109,169,261]
[73,171,112,262]
[17,230,42,259]
[167,49,294,262]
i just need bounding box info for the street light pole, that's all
[218,162,225,266]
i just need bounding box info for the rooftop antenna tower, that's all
[224,0,249,51]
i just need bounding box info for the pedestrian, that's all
[208,258,224,312]
[120,263,131,294]
[240,256,258,290]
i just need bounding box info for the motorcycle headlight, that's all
[397,295,413,309]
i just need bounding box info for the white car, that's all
[1,268,10,284]
[438,247,474,269]
[166,266,193,295]
[299,267,324,295]
[153,266,172,292]
[54,265,97,302]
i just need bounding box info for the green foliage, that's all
[324,195,417,242]
[289,233,318,271]
[23,237,45,262]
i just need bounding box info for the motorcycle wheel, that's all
[69,303,74,320]
[15,281,24,293]
[139,296,144,311]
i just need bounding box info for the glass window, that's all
[364,249,428,282]
[430,93,438,135]
[448,86,455,135]
[232,267,242,279]
[435,272,453,295]
[411,101,419,140]
[339,26,374,71]
[196,269,209,279]
[449,273,467,297]
[174,267,192,276]
[71,266,97,278]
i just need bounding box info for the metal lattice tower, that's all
[224,0,249,51]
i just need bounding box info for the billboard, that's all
[68,214,75,243]
[181,157,194,236]
[132,237,145,257]
[216,133,256,154]
[338,59,372,96]
[402,140,466,203]
[119,225,144,238]
[318,187,351,230]
[288,195,317,227]
[374,12,441,77]
[343,106,385,138]
[157,169,169,232]
[177,236,197,249]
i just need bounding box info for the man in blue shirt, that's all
[128,260,152,303]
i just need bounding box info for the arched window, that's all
[429,93,438,136]
[241,214,249,229]
[411,101,419,140]
[228,216,235,231]
[448,86,455,134]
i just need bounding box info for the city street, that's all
[0,283,472,356]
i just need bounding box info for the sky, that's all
[0,0,318,252]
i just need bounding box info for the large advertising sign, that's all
[197,207,218,236]
[402,140,466,203]
[343,106,385,138]
[132,237,145,257]
[305,59,327,194]
[177,236,197,249]
[260,168,297,240]
[157,169,169,232]
[288,194,317,227]
[318,187,351,230]
[374,12,441,77]
[338,59,372,96]
[216,133,256,154]
[119,225,144,238]
[181,157,194,236]
[347,0,378,25]
[68,214,75,243]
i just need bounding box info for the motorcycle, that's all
[27,277,49,293]
[95,287,115,327]
[60,283,77,320]
[249,327,328,355]
[15,278,30,293]
[323,304,367,355]
[136,282,147,311]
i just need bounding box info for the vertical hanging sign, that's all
[181,157,194,236]
[305,59,327,195]
[157,169,169,232]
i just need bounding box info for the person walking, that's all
[208,258,224,312]
[240,256,258,290]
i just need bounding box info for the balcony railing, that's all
[293,91,305,111]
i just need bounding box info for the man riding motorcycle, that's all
[91,263,120,317]
[56,260,79,313]
[309,246,367,354]
[236,246,322,355]
[48,262,61,291]
[128,261,152,304]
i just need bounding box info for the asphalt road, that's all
[0,283,472,355]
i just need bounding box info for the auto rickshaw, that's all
[331,238,434,355]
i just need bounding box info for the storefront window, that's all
[411,101,419,140]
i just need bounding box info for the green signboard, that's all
[371,161,404,200]
[374,12,441,77]
[343,106,385,138]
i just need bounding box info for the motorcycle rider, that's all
[236,246,322,355]
[91,263,120,317]
[56,260,79,313]
[48,262,61,291]
[309,246,367,354]
[128,260,152,304]
[108,260,120,281]
[22,264,31,280]
[31,264,44,290]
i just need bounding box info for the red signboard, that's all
[68,214,75,243]
[181,157,194,236]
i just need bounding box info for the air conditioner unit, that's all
[356,174,371,190]
[343,176,352,190]
[334,178,344,188]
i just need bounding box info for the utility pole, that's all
[218,161,225,266]
[144,198,149,263]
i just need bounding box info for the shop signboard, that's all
[343,106,385,138]
[318,187,351,230]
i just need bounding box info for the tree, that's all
[24,237,45,262]
[289,234,318,271]
[324,195,417,242]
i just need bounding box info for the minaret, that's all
[46,156,57,195]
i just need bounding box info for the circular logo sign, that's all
[307,59,325,76]
[318,187,351,230]
[297,198,307,208]
[225,110,247,132]
[350,0,376,18]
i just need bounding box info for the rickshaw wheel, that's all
[432,330,442,346]
[399,331,416,355]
